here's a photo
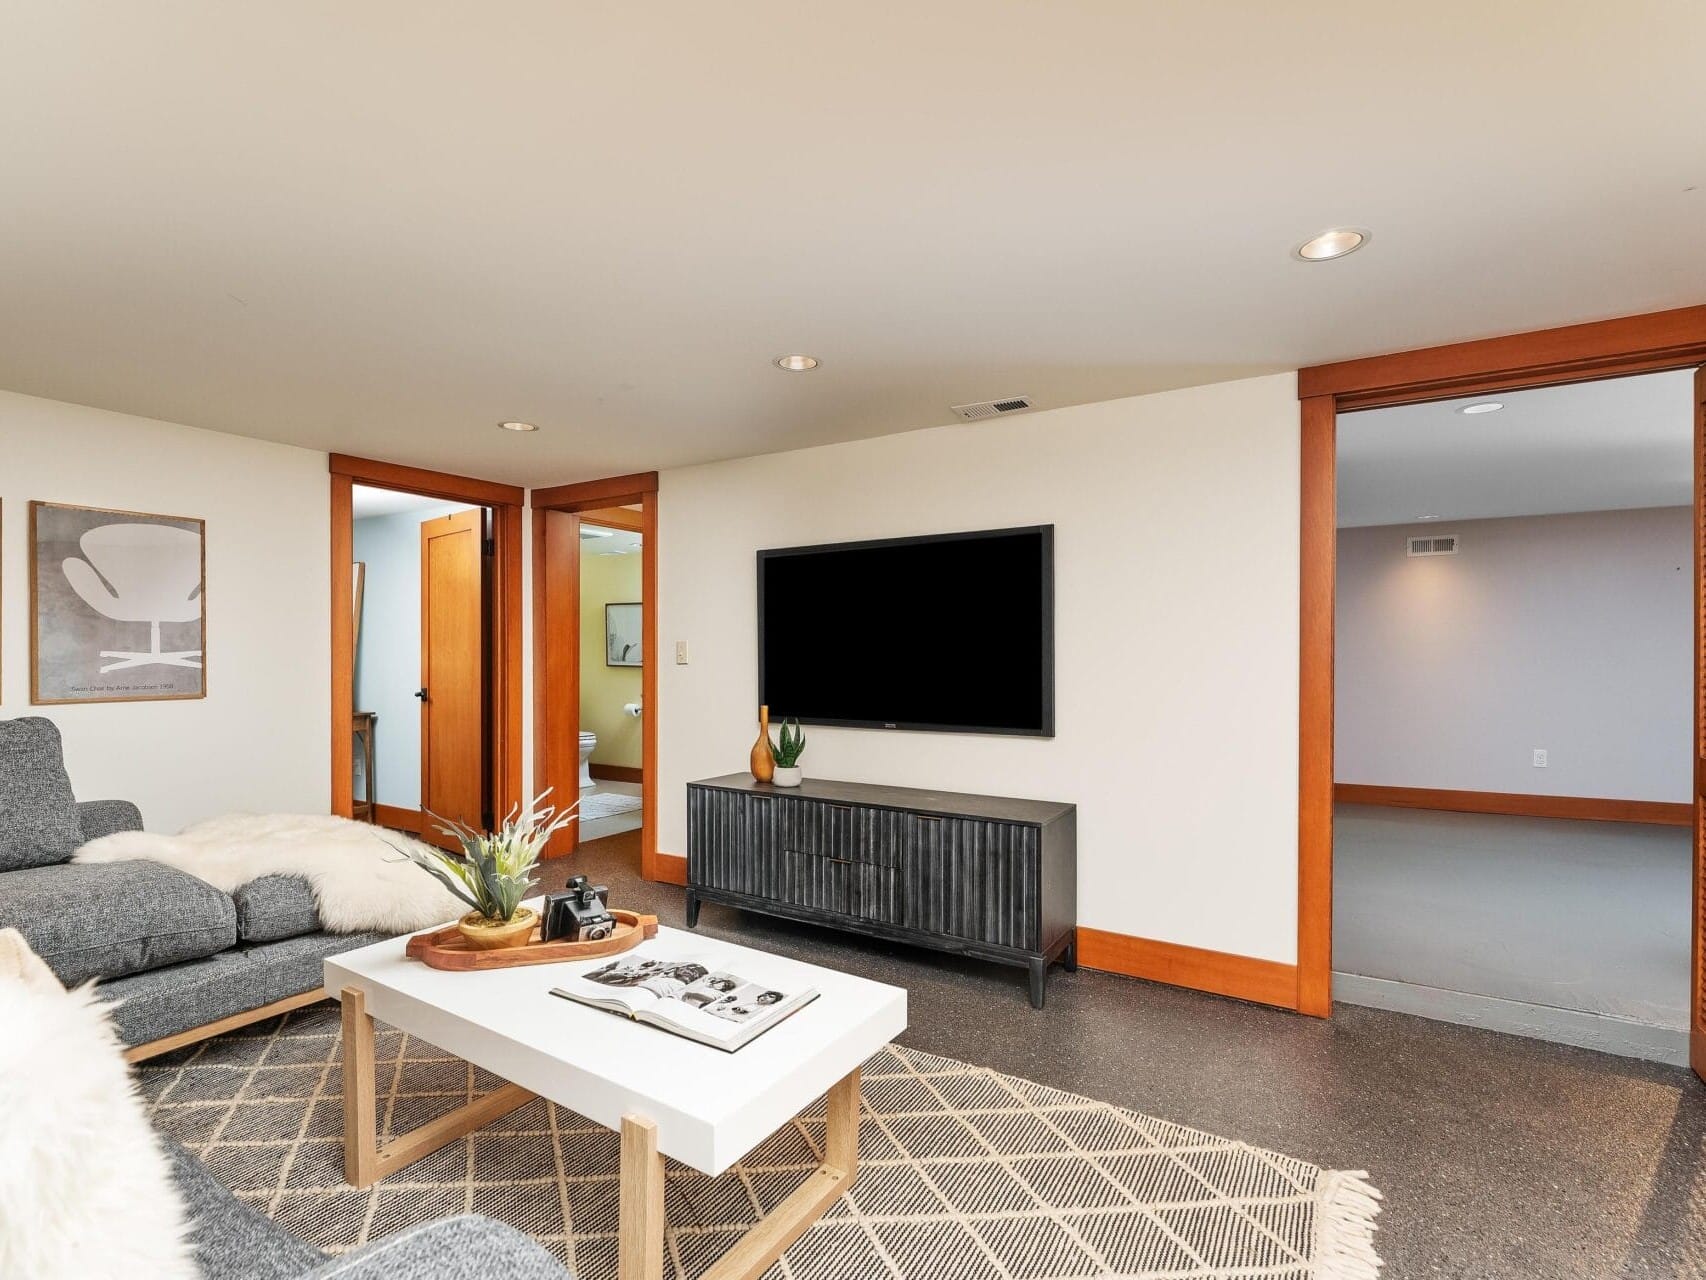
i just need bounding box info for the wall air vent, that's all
[952,396,1034,421]
[1407,534,1460,557]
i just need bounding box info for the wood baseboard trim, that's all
[125,989,329,1063]
[1077,928,1298,1011]
[372,803,425,833]
[590,763,644,784]
[1334,783,1692,827]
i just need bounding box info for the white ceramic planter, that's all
[773,766,803,788]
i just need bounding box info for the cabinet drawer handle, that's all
[915,814,943,822]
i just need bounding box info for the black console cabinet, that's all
[685,774,1077,1007]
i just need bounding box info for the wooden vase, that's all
[750,704,776,783]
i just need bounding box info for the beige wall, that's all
[657,373,1302,963]
[1337,507,1692,801]
[0,390,330,832]
[580,547,643,769]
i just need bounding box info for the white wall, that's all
[1336,507,1692,801]
[0,390,330,832]
[352,501,470,810]
[657,373,1301,963]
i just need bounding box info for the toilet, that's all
[578,731,597,790]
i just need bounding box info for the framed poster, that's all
[605,601,642,667]
[31,501,206,704]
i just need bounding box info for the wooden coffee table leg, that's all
[340,986,535,1189]
[621,1066,860,1280]
[620,1115,666,1280]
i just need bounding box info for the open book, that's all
[549,943,818,1052]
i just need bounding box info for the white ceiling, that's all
[3,4,1704,486]
[1336,370,1694,528]
[350,484,471,519]
[582,526,641,556]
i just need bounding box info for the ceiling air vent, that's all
[1407,534,1460,557]
[952,396,1034,422]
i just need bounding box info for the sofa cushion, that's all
[101,930,384,1048]
[0,860,236,986]
[0,717,84,870]
[232,875,322,943]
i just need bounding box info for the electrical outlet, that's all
[1532,749,1548,768]
[675,640,689,665]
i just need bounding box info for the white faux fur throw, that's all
[0,928,196,1279]
[74,813,464,935]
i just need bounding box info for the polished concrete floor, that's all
[1335,804,1691,1063]
[545,832,1706,1279]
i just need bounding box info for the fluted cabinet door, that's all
[904,817,1039,950]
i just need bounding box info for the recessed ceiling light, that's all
[1294,228,1369,261]
[773,354,819,372]
[498,421,539,432]
[1416,514,1441,521]
[1459,401,1503,415]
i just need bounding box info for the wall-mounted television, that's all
[758,525,1054,737]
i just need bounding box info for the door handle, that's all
[414,688,429,702]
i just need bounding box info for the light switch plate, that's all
[675,640,689,665]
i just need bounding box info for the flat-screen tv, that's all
[758,525,1054,737]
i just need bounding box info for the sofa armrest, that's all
[299,1216,571,1279]
[77,799,143,841]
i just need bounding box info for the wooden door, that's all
[1695,365,1706,1081]
[421,509,486,833]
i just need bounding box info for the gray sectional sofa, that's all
[170,1143,569,1278]
[1,716,572,1276]
[0,716,385,1055]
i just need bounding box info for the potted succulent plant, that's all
[771,718,807,787]
[394,790,577,950]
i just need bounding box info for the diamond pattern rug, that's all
[138,1003,1380,1279]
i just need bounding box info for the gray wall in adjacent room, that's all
[1335,506,1691,802]
[351,501,469,811]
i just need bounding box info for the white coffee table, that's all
[323,920,907,1280]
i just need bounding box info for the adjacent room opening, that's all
[349,485,496,839]
[574,506,646,848]
[1330,369,1696,1063]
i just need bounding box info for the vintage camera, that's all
[542,876,615,943]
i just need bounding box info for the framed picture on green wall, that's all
[605,601,641,667]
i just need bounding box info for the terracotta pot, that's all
[750,704,776,783]
[456,907,538,951]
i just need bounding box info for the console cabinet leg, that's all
[1027,957,1047,1010]
[1063,934,1078,972]
[684,890,701,929]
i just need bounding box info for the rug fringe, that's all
[1310,1169,1384,1279]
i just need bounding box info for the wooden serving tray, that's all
[405,909,658,971]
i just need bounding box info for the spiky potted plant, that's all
[771,718,807,787]
[394,790,577,950]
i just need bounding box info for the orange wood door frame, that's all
[531,473,676,884]
[533,507,581,857]
[1296,303,1706,1025]
[329,456,525,827]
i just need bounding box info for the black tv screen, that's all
[758,526,1054,737]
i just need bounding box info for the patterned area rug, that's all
[139,1003,1381,1279]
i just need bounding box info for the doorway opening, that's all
[349,487,494,838]
[575,506,646,846]
[532,472,670,880]
[1330,370,1695,1063]
[329,455,525,837]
